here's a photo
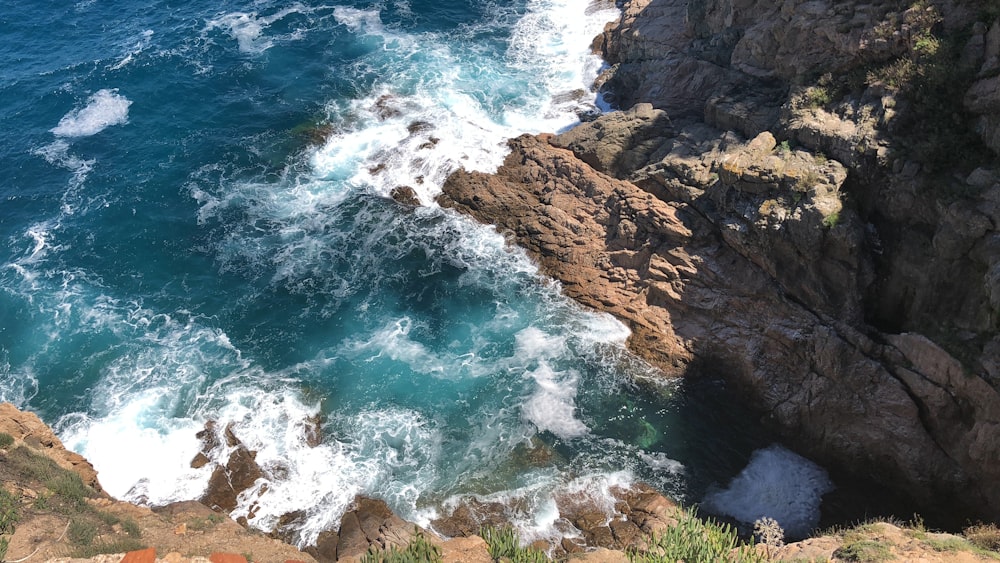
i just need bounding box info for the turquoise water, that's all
[0,0,832,546]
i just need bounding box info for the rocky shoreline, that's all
[5,403,1000,562]
[442,0,1000,528]
[3,0,1000,560]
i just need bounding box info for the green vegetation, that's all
[626,507,766,563]
[0,445,146,560]
[0,433,14,449]
[965,523,1000,552]
[0,488,19,562]
[833,538,893,562]
[863,1,992,173]
[361,529,443,563]
[71,538,147,559]
[480,526,549,563]
[805,85,832,108]
[68,517,99,546]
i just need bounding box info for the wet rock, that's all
[431,498,509,538]
[198,425,263,513]
[390,186,421,207]
[191,452,211,469]
[303,414,323,448]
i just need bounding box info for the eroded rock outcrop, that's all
[0,402,103,492]
[440,119,1000,522]
[492,0,1000,526]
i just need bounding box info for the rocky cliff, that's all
[441,0,1000,527]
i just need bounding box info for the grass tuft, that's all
[627,507,765,563]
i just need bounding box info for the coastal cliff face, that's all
[442,0,1000,525]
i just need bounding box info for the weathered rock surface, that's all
[0,402,103,492]
[440,0,1000,528]
[440,127,1000,522]
[196,422,264,514]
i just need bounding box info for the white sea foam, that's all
[60,394,209,503]
[51,89,131,137]
[515,327,588,439]
[34,140,94,192]
[205,4,317,54]
[308,0,619,205]
[342,317,446,375]
[212,389,370,547]
[702,444,835,538]
[109,29,155,70]
[332,6,384,33]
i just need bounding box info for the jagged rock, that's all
[328,497,415,559]
[966,74,1000,155]
[390,186,421,207]
[198,424,263,513]
[303,414,323,447]
[440,132,1000,522]
[304,529,339,563]
[430,498,510,538]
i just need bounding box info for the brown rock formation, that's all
[304,497,416,562]
[0,402,103,492]
[196,422,264,514]
[440,117,1000,522]
[449,0,1000,527]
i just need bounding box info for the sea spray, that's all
[702,444,835,538]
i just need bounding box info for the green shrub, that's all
[68,517,98,546]
[0,432,14,449]
[924,536,974,552]
[627,507,765,563]
[47,472,94,509]
[121,517,142,539]
[0,488,19,535]
[480,526,548,563]
[361,529,443,563]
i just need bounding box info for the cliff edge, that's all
[442,0,1000,527]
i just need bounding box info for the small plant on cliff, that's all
[360,528,442,563]
[754,517,785,558]
[480,526,549,563]
[0,488,19,562]
[627,507,766,563]
[965,523,1000,552]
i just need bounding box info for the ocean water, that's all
[0,0,831,546]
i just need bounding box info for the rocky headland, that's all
[441,0,1000,529]
[5,0,1000,561]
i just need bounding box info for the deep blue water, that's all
[0,0,833,546]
